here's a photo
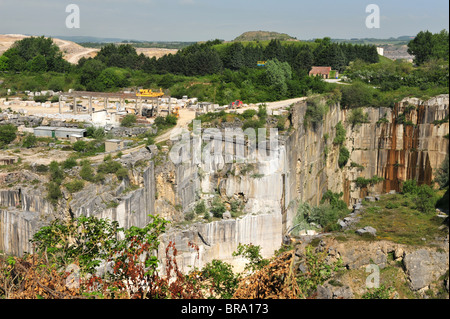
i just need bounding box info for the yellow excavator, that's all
[136,88,164,98]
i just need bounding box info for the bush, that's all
[362,285,394,299]
[33,95,49,103]
[321,191,348,211]
[385,202,399,209]
[62,157,77,170]
[435,155,449,189]
[73,140,89,153]
[242,109,257,119]
[415,185,437,214]
[115,167,129,180]
[64,180,85,193]
[333,121,346,145]
[338,146,350,168]
[0,124,18,145]
[22,134,37,148]
[210,197,226,218]
[46,182,62,204]
[200,259,239,299]
[79,160,94,182]
[401,179,419,195]
[49,161,64,185]
[195,200,206,215]
[355,175,384,188]
[97,155,123,174]
[304,96,328,129]
[121,114,137,127]
[184,211,195,221]
[347,108,369,127]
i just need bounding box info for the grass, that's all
[354,193,447,246]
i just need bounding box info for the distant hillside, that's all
[234,31,298,42]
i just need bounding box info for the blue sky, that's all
[0,0,448,41]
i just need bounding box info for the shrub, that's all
[184,211,195,221]
[210,197,226,218]
[79,160,94,182]
[121,114,137,127]
[194,200,206,215]
[97,155,123,174]
[347,108,369,127]
[415,185,437,214]
[73,140,88,153]
[321,191,348,211]
[62,157,77,170]
[435,155,449,189]
[33,95,49,103]
[200,259,239,299]
[385,202,399,209]
[242,109,257,119]
[304,96,328,129]
[362,285,394,299]
[64,180,85,193]
[115,167,129,180]
[232,243,269,273]
[355,175,384,188]
[401,179,419,195]
[22,134,37,148]
[338,146,350,168]
[46,182,62,204]
[333,121,346,145]
[0,124,17,145]
[49,161,64,185]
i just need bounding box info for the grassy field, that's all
[353,193,447,246]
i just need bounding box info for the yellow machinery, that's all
[136,88,164,98]
[172,106,180,118]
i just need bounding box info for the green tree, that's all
[27,55,47,72]
[408,30,449,65]
[435,154,449,189]
[121,114,137,127]
[415,184,437,214]
[265,58,292,97]
[22,134,37,148]
[0,55,9,71]
[0,124,18,146]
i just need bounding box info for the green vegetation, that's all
[355,175,385,188]
[64,179,85,193]
[362,285,395,299]
[293,192,349,233]
[400,180,438,214]
[407,30,449,65]
[355,192,446,245]
[232,243,270,272]
[0,124,17,147]
[347,108,369,127]
[333,121,346,145]
[21,134,37,148]
[210,197,226,218]
[120,114,137,127]
[304,96,329,129]
[194,200,207,215]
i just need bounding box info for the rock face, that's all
[403,249,449,291]
[0,95,448,278]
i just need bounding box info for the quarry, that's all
[0,29,449,300]
[0,90,448,299]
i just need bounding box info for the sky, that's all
[0,0,448,41]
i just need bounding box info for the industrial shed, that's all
[33,126,87,139]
